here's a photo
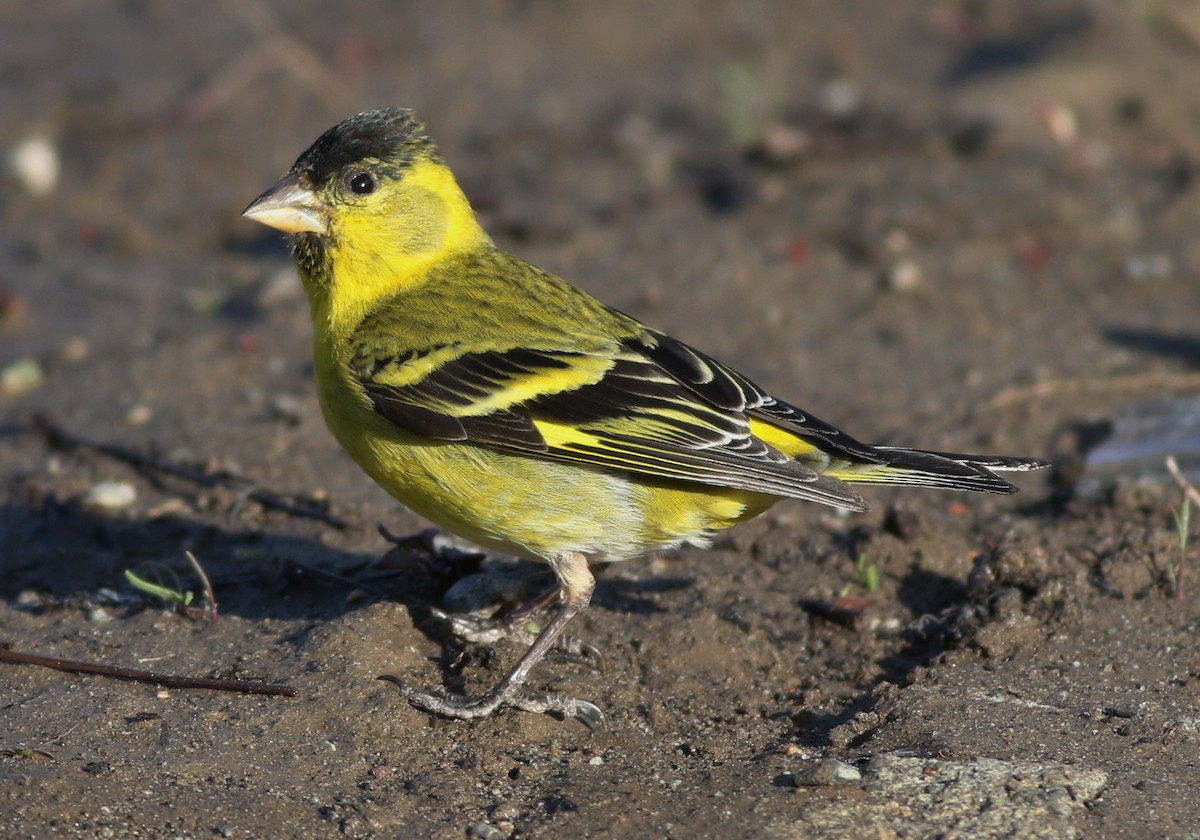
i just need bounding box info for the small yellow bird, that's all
[243,108,1045,723]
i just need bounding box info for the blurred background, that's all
[4,2,1200,837]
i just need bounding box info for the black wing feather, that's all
[351,336,870,508]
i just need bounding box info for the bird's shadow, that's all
[787,565,976,750]
[0,496,382,627]
[0,486,695,687]
[1103,326,1200,367]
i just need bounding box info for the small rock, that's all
[817,78,861,120]
[1041,102,1078,147]
[0,358,44,395]
[9,134,59,195]
[16,590,46,610]
[270,394,307,426]
[884,259,922,292]
[146,498,188,518]
[59,338,90,363]
[126,404,153,426]
[1133,778,1162,794]
[788,758,862,787]
[759,122,812,164]
[1124,253,1173,283]
[466,821,507,840]
[84,481,137,511]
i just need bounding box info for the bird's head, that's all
[243,108,488,315]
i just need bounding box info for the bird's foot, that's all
[377,674,603,725]
[428,605,602,664]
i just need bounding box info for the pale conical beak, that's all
[242,172,329,235]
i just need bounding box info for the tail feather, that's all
[827,447,1048,495]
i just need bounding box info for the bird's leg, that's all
[431,564,607,662]
[497,583,562,627]
[382,552,602,723]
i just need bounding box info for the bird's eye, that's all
[348,172,376,195]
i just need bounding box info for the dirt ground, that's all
[4,2,1200,837]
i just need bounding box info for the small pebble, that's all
[884,259,922,292]
[59,338,90,363]
[818,78,861,119]
[1041,102,1078,147]
[0,357,44,395]
[1124,253,1173,283]
[588,755,604,766]
[16,590,46,609]
[94,587,124,604]
[466,822,507,840]
[9,135,59,195]
[126,404,153,426]
[146,498,188,518]
[759,122,812,163]
[87,607,111,623]
[788,758,862,787]
[84,481,137,511]
[270,394,307,425]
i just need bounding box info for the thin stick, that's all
[1165,455,1198,601]
[1165,455,1200,510]
[0,646,297,697]
[185,551,219,622]
[31,412,352,530]
[985,371,1200,409]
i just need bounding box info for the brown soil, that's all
[4,2,1200,837]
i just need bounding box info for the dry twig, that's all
[0,645,296,697]
[1165,455,1198,601]
[985,371,1200,409]
[1165,455,1200,510]
[185,550,220,622]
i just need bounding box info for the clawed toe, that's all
[423,557,610,670]
[554,634,604,670]
[384,552,602,723]
[428,608,604,669]
[510,692,604,726]
[377,674,603,725]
